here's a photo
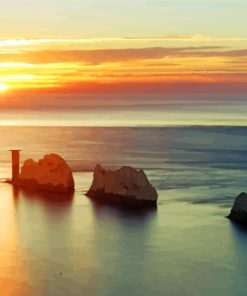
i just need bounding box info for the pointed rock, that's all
[86,165,158,207]
[16,154,74,194]
[227,192,247,225]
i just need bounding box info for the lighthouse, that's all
[9,149,21,183]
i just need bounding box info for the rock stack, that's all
[15,153,75,194]
[86,164,158,207]
[227,192,247,225]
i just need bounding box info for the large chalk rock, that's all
[17,154,74,193]
[86,165,158,206]
[227,192,247,225]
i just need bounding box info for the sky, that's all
[0,0,246,125]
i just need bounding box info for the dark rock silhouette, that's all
[86,165,158,207]
[227,192,247,225]
[14,154,74,194]
[9,149,21,182]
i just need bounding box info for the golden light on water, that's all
[0,84,9,92]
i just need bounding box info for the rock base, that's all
[86,189,157,208]
[227,211,247,226]
[7,178,74,195]
[227,192,247,226]
[16,154,75,194]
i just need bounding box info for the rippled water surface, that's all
[0,126,247,296]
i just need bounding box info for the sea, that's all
[0,125,247,296]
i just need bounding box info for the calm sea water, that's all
[0,126,247,296]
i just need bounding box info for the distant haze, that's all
[0,93,247,126]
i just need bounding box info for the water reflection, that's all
[5,184,77,296]
[89,197,157,221]
[227,221,247,292]
[12,185,74,221]
[229,221,247,242]
[0,184,34,295]
[12,185,20,199]
[85,197,158,296]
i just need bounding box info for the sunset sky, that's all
[0,0,247,125]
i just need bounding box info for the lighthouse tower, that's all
[9,149,21,183]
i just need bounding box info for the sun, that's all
[0,84,9,92]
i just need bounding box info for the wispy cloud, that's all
[0,39,246,94]
[0,46,234,64]
[1,35,247,48]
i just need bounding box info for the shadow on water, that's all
[228,220,247,257]
[87,197,158,279]
[88,197,157,223]
[11,185,74,219]
[12,185,21,200]
[229,220,247,237]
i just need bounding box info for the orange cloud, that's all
[0,46,231,64]
[0,42,246,95]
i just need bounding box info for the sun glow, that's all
[0,84,9,92]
